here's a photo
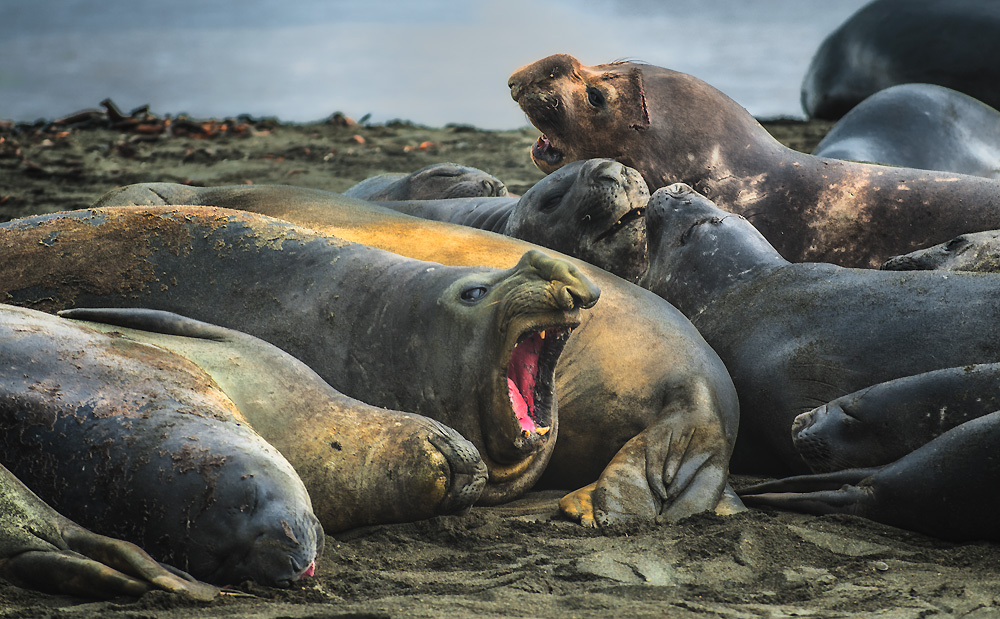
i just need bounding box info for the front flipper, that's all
[57,307,232,341]
[1,464,218,600]
[560,415,739,528]
[738,468,881,516]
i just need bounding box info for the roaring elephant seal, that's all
[882,230,1000,273]
[86,186,743,527]
[57,307,489,534]
[788,363,1000,474]
[344,162,508,200]
[812,83,1000,179]
[0,461,218,600]
[801,0,1000,120]
[640,183,1000,475]
[0,303,322,587]
[739,409,1000,542]
[0,207,605,513]
[370,158,648,281]
[507,53,1000,268]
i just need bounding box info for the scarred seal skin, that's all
[87,186,743,527]
[508,53,1000,268]
[0,304,322,587]
[0,459,218,600]
[56,307,489,534]
[801,0,1000,120]
[344,162,508,200]
[374,158,649,281]
[0,207,598,509]
[640,182,1000,476]
[812,84,1000,179]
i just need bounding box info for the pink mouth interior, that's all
[534,135,552,154]
[299,560,316,579]
[507,332,543,433]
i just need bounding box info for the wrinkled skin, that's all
[59,307,489,533]
[641,183,1000,476]
[0,304,322,587]
[508,53,1000,268]
[0,461,218,600]
[882,230,1000,273]
[87,184,742,528]
[812,84,1000,179]
[801,0,1000,120]
[375,159,649,281]
[344,162,508,200]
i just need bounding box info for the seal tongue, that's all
[507,332,543,432]
[299,560,316,579]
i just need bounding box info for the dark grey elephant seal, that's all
[812,83,1000,179]
[0,207,601,511]
[85,188,743,527]
[344,162,508,200]
[882,230,1000,273]
[57,307,488,534]
[740,408,1000,542]
[375,158,649,280]
[0,461,218,599]
[508,54,1000,268]
[640,183,1000,475]
[0,303,323,587]
[802,0,1000,119]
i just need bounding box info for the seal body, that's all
[0,207,599,509]
[376,159,649,280]
[641,183,1000,475]
[58,307,489,533]
[508,54,1000,268]
[0,303,322,586]
[802,0,1000,119]
[86,184,742,527]
[812,83,1000,179]
[882,230,1000,273]
[344,162,508,200]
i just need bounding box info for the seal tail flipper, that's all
[737,468,881,516]
[57,307,231,342]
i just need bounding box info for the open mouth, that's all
[505,325,572,438]
[531,134,565,167]
[594,206,646,244]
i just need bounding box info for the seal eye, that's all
[461,285,489,303]
[586,86,605,108]
[945,236,967,252]
[541,193,563,212]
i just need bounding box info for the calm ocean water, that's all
[0,0,869,129]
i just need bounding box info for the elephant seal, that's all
[508,53,1000,268]
[57,307,488,533]
[372,159,649,281]
[0,303,322,587]
[344,162,508,200]
[812,83,1000,179]
[789,363,1000,474]
[0,207,601,511]
[0,461,218,600]
[739,409,1000,542]
[87,185,743,527]
[802,0,1000,120]
[882,230,1000,273]
[640,183,1000,475]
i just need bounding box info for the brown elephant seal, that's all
[372,158,649,280]
[87,184,743,527]
[0,303,323,587]
[802,0,1000,120]
[788,363,1000,474]
[0,207,599,510]
[882,230,1000,273]
[812,84,1000,179]
[344,162,508,200]
[641,183,1000,475]
[0,461,218,600]
[57,306,488,533]
[508,53,1000,268]
[740,408,1000,542]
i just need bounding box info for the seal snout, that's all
[517,249,601,311]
